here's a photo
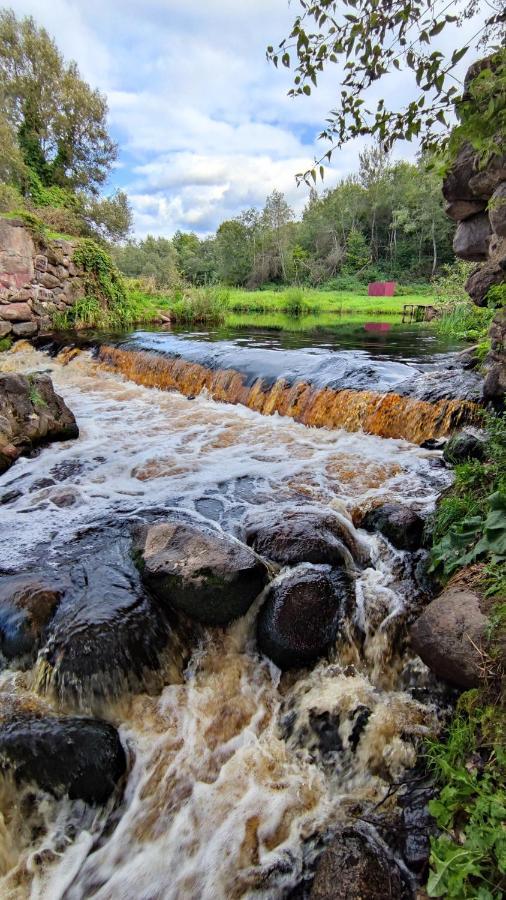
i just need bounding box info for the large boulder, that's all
[411,586,489,688]
[135,517,269,627]
[483,306,506,404]
[0,574,64,663]
[442,143,479,204]
[0,714,126,804]
[443,430,487,464]
[246,508,368,570]
[256,565,349,670]
[453,212,491,261]
[310,827,407,899]
[0,372,78,473]
[37,534,173,707]
[361,503,424,551]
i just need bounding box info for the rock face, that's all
[0,218,84,338]
[37,534,173,707]
[256,565,349,670]
[0,372,79,473]
[135,517,269,627]
[310,827,407,899]
[246,509,368,569]
[0,714,126,804]
[411,586,489,688]
[483,305,506,405]
[0,574,64,663]
[361,503,424,551]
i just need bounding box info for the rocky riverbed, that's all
[0,342,478,899]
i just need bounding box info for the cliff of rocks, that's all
[0,217,84,339]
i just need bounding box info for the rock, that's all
[0,302,32,322]
[0,714,126,804]
[465,256,505,306]
[468,156,506,198]
[310,827,406,900]
[361,504,424,551]
[0,372,79,473]
[411,587,489,688]
[256,565,349,670]
[246,509,368,570]
[38,534,174,707]
[136,517,269,627]
[489,182,506,237]
[0,321,12,338]
[483,307,506,404]
[38,272,61,289]
[443,431,487,464]
[453,213,491,261]
[12,321,37,337]
[0,574,64,663]
[442,143,478,203]
[444,198,486,222]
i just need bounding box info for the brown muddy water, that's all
[0,332,464,899]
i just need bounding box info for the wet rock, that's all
[0,714,126,804]
[443,430,486,464]
[411,587,489,688]
[489,182,506,237]
[38,534,173,707]
[135,517,268,627]
[246,509,368,569]
[310,826,407,899]
[0,372,78,474]
[257,565,349,670]
[453,213,491,261]
[399,774,438,875]
[0,574,64,663]
[0,489,22,505]
[361,504,424,551]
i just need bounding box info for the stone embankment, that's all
[0,217,84,339]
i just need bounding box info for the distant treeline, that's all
[114,148,455,290]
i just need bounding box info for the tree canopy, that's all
[267,0,505,182]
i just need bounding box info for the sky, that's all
[9,0,488,239]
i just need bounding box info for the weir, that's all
[98,343,480,444]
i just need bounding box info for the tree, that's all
[216,220,252,285]
[86,190,132,243]
[268,1,505,180]
[0,10,117,195]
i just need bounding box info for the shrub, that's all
[170,286,229,325]
[284,287,307,316]
[486,283,506,309]
[432,261,475,306]
[0,182,25,212]
[33,205,85,238]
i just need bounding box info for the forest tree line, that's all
[114,148,455,290]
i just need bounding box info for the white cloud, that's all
[10,0,489,237]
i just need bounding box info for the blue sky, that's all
[9,0,487,238]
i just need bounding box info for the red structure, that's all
[367,281,396,296]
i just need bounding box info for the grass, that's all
[435,302,494,343]
[227,287,431,316]
[0,336,13,352]
[425,414,506,899]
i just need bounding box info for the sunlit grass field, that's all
[227,287,432,316]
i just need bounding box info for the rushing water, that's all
[0,337,456,898]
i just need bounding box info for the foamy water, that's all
[0,346,451,898]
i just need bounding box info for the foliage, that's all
[113,238,180,288]
[435,304,494,342]
[486,283,506,309]
[0,180,23,212]
[57,239,130,328]
[447,50,506,166]
[284,287,308,316]
[426,696,506,899]
[0,10,117,194]
[267,1,505,180]
[170,286,230,325]
[432,261,475,306]
[0,336,12,352]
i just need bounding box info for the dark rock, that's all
[453,213,491,261]
[308,710,343,754]
[361,504,424,551]
[442,143,478,203]
[38,534,174,707]
[0,574,64,662]
[411,587,488,688]
[399,775,438,875]
[0,714,126,804]
[420,438,447,451]
[12,322,37,337]
[483,307,506,405]
[310,826,407,899]
[443,430,487,464]
[465,256,505,306]
[468,156,506,198]
[135,517,268,627]
[0,372,78,474]
[257,565,349,670]
[444,198,486,221]
[246,509,368,569]
[489,182,506,237]
[0,489,22,505]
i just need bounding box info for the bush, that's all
[435,303,494,341]
[284,287,307,316]
[0,182,25,212]
[33,205,85,238]
[170,286,229,325]
[486,283,506,309]
[432,261,475,306]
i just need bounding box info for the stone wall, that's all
[0,218,84,339]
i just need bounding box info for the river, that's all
[0,320,470,898]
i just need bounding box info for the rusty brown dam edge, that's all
[98,345,480,444]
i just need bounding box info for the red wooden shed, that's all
[367,281,396,296]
